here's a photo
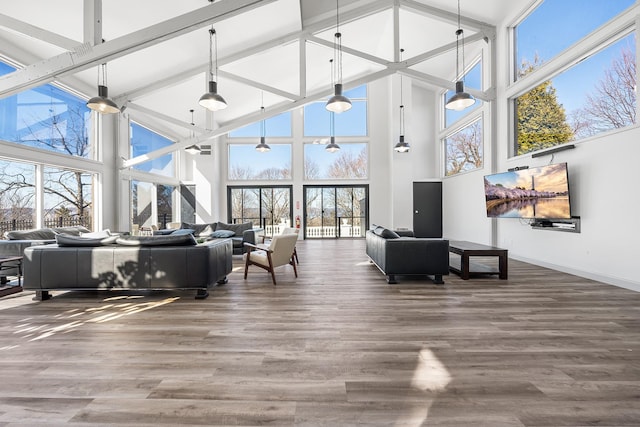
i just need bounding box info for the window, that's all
[515,33,636,155]
[0,61,91,158]
[43,166,94,229]
[0,159,35,232]
[130,122,175,177]
[444,119,483,176]
[229,112,292,137]
[515,0,634,76]
[228,144,291,180]
[304,86,367,136]
[157,184,175,228]
[304,143,368,180]
[131,180,154,228]
[444,60,482,127]
[228,186,292,235]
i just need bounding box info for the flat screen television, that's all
[484,163,572,219]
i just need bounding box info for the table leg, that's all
[499,253,508,279]
[461,254,470,280]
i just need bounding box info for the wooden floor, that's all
[1,238,639,426]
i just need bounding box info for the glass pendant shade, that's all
[199,80,227,111]
[445,80,475,111]
[87,78,119,115]
[255,136,271,152]
[394,135,410,153]
[326,83,352,113]
[326,136,340,153]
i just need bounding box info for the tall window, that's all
[228,144,292,180]
[0,159,35,232]
[444,60,482,127]
[513,3,636,155]
[515,0,634,78]
[444,119,483,176]
[304,86,368,137]
[229,112,292,137]
[0,61,91,158]
[304,143,368,180]
[130,122,175,177]
[43,166,94,229]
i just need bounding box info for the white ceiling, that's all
[0,0,533,144]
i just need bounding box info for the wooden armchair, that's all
[243,233,298,285]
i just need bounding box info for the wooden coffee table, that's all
[0,256,23,297]
[448,241,508,280]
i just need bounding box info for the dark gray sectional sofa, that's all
[22,234,233,300]
[365,226,449,284]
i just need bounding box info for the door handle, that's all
[415,210,419,214]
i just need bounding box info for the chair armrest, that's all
[243,242,272,252]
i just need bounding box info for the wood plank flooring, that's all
[1,238,639,426]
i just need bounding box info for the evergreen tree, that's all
[516,59,574,155]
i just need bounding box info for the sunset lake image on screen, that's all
[484,163,571,219]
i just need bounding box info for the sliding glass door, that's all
[227,186,292,237]
[303,185,368,239]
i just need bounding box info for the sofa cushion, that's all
[5,228,57,240]
[52,225,91,236]
[211,229,235,238]
[80,229,111,238]
[181,222,215,237]
[171,228,195,236]
[215,222,252,235]
[56,234,119,247]
[116,234,197,246]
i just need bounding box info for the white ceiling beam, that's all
[83,0,102,46]
[0,13,79,50]
[217,69,300,101]
[112,0,392,103]
[0,0,277,98]
[401,68,492,102]
[400,0,493,32]
[405,31,487,68]
[306,34,389,67]
[122,67,396,169]
[125,103,209,133]
[299,35,307,97]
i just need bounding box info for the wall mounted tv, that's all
[484,163,572,219]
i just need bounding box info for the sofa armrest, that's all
[242,227,264,246]
[394,229,415,237]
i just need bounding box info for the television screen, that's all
[484,163,571,219]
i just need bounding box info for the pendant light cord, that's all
[260,92,265,138]
[334,0,342,85]
[399,49,404,136]
[209,27,216,81]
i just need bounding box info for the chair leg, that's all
[266,252,277,285]
[291,254,298,278]
[293,247,299,264]
[244,252,250,279]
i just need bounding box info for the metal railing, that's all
[0,217,93,235]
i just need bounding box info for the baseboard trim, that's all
[510,254,640,293]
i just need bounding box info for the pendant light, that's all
[255,93,270,152]
[185,109,201,154]
[326,0,352,113]
[326,111,340,153]
[445,0,476,111]
[87,63,119,114]
[394,49,410,153]
[199,26,227,111]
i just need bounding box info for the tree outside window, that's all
[445,119,483,176]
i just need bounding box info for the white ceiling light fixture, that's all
[394,49,410,153]
[86,63,119,114]
[445,0,476,111]
[185,109,201,154]
[199,24,228,112]
[325,0,352,114]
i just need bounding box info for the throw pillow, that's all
[5,228,57,241]
[181,222,214,237]
[52,225,91,236]
[380,228,401,239]
[215,222,252,235]
[210,229,235,238]
[80,229,111,238]
[171,228,195,236]
[116,234,197,246]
